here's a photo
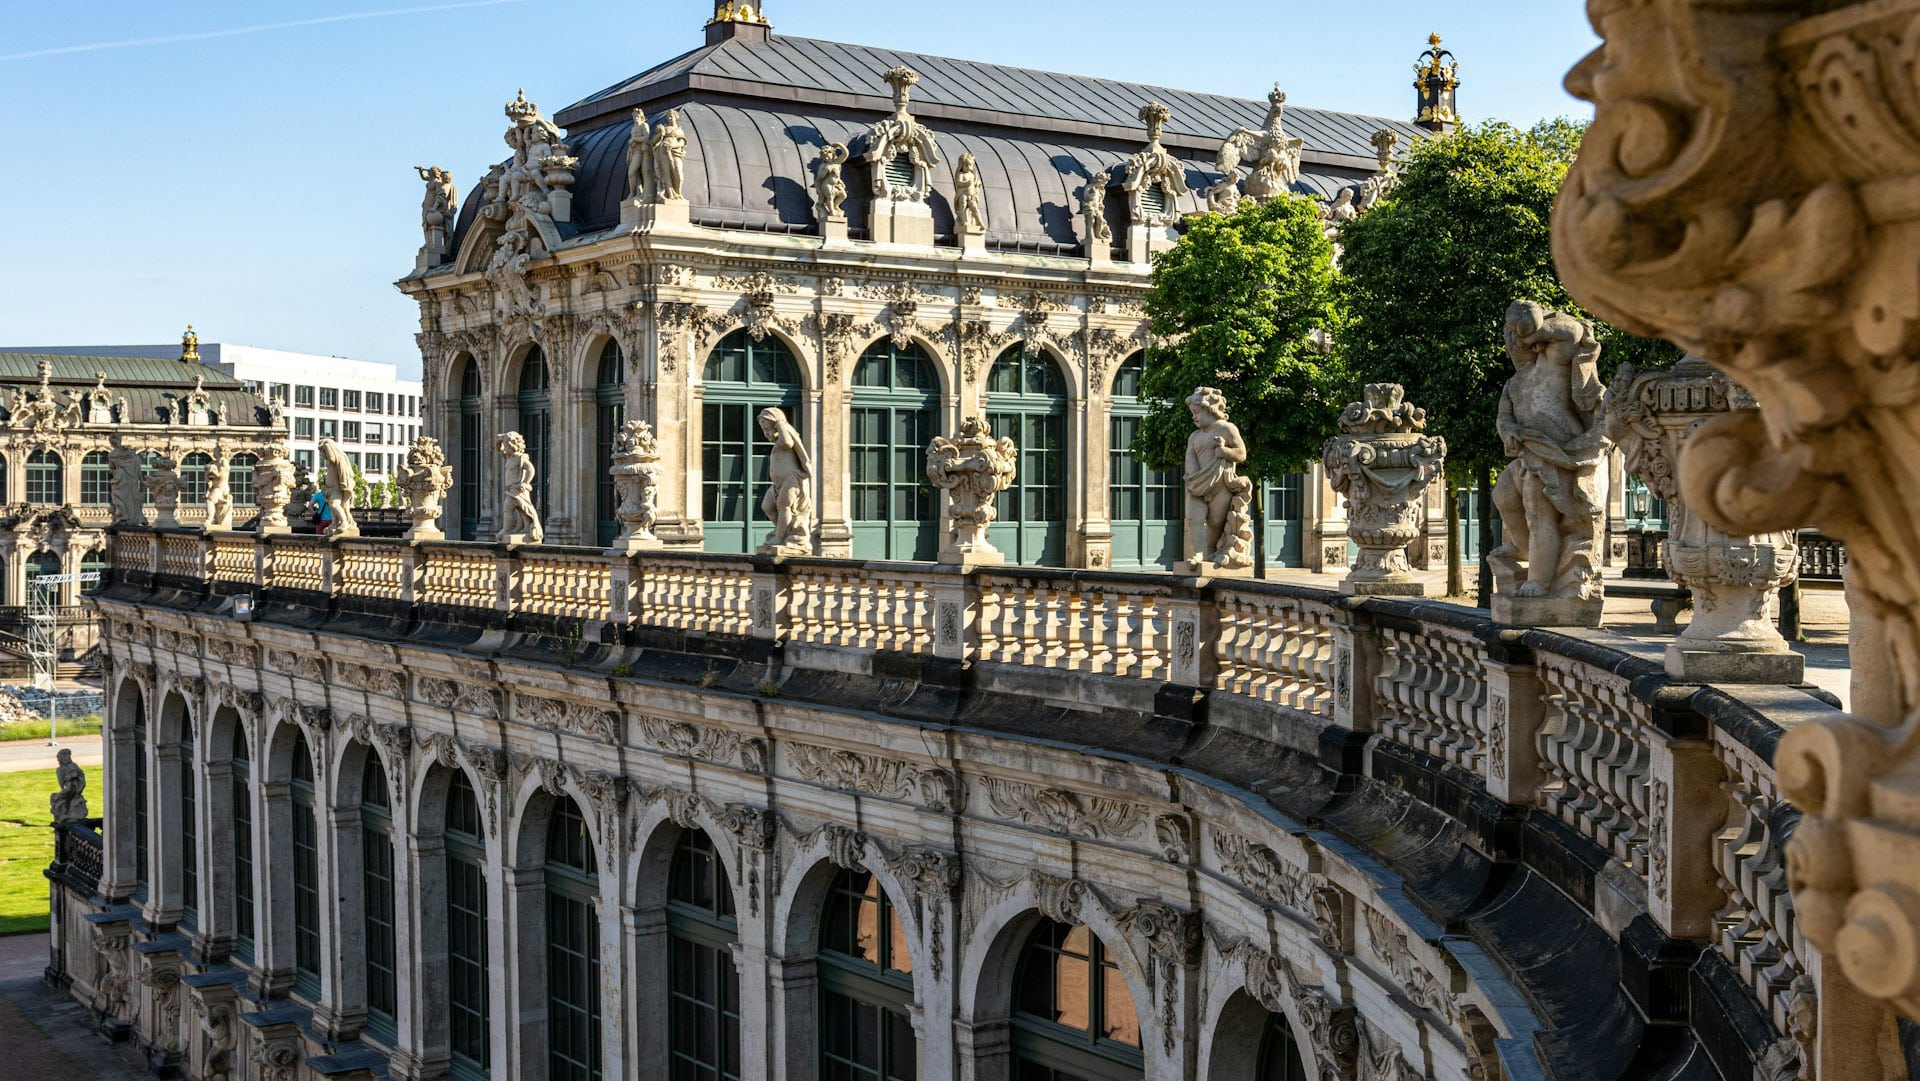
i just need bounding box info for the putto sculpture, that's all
[1487,300,1609,626]
[927,416,1018,566]
[954,151,987,236]
[1084,171,1113,245]
[609,420,664,553]
[1181,387,1255,575]
[495,431,544,545]
[1322,384,1447,595]
[108,439,144,526]
[756,408,813,557]
[414,165,458,269]
[397,436,454,543]
[203,458,233,532]
[813,142,849,225]
[49,747,87,822]
[318,438,359,538]
[254,450,295,535]
[145,453,181,528]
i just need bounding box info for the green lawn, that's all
[0,717,103,743]
[0,765,102,935]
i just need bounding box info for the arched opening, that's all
[361,756,398,1040]
[851,340,939,561]
[27,550,61,608]
[127,682,149,903]
[545,798,601,1081]
[80,451,109,506]
[515,347,553,522]
[178,716,198,929]
[819,868,916,1080]
[669,829,741,1078]
[1011,919,1143,1080]
[181,452,212,506]
[230,453,258,511]
[290,730,322,999]
[1206,991,1308,1081]
[702,330,802,554]
[457,356,483,540]
[1265,475,1307,569]
[593,340,625,547]
[1108,355,1181,569]
[79,548,105,596]
[231,720,255,962]
[444,771,490,1077]
[987,346,1070,566]
[26,449,61,506]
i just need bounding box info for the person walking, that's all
[311,485,332,535]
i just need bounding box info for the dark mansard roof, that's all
[449,30,1422,256]
[0,353,277,428]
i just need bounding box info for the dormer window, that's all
[1139,186,1168,219]
[884,155,916,190]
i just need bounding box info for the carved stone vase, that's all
[927,417,1018,567]
[1608,356,1803,683]
[1322,384,1447,596]
[609,421,664,554]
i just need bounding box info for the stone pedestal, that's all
[1126,224,1176,264]
[497,532,537,547]
[608,535,663,556]
[1176,560,1252,579]
[1493,593,1604,628]
[961,229,988,256]
[821,219,849,244]
[937,542,1005,570]
[624,198,691,231]
[871,199,935,246]
[403,522,444,544]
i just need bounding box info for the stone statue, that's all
[609,420,664,553]
[414,165,458,267]
[955,151,986,235]
[204,459,232,532]
[649,109,688,202]
[1206,134,1248,213]
[1181,387,1255,573]
[495,431,543,545]
[756,408,813,557]
[1218,86,1305,205]
[108,440,144,526]
[1084,171,1112,244]
[927,416,1018,566]
[145,453,181,528]
[318,438,359,538]
[1488,300,1610,626]
[287,460,316,525]
[1322,385,1447,596]
[1321,188,1358,237]
[866,66,941,200]
[814,142,849,224]
[397,436,453,543]
[254,451,294,534]
[49,748,87,822]
[626,109,654,203]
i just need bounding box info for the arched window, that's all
[231,723,254,961]
[179,723,197,929]
[1257,1011,1309,1081]
[819,869,915,1081]
[27,551,61,607]
[669,829,740,1080]
[133,704,149,902]
[594,341,625,547]
[850,340,939,561]
[181,452,212,506]
[80,451,109,506]
[446,772,490,1076]
[1266,474,1307,569]
[1012,919,1143,1080]
[290,732,322,998]
[230,453,258,509]
[362,757,398,1038]
[702,331,802,554]
[1107,355,1181,569]
[545,799,601,1081]
[80,548,106,596]
[457,358,483,541]
[516,347,552,521]
[987,346,1070,566]
[26,449,61,506]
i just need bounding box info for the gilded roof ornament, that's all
[708,1,769,26]
[180,325,200,364]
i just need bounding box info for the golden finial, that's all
[181,324,201,364]
[1429,32,1443,48]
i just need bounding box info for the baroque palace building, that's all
[400,3,1457,570]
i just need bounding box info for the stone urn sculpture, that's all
[398,436,454,543]
[145,454,181,529]
[927,416,1018,567]
[1322,384,1447,596]
[609,420,664,554]
[254,453,295,535]
[1608,356,1803,683]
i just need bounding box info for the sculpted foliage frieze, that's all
[978,776,1149,840]
[515,692,619,743]
[789,743,961,810]
[636,715,767,772]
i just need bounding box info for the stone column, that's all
[1608,356,1803,683]
[147,740,184,928]
[317,799,367,1040]
[255,777,297,999]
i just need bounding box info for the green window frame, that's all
[362,758,398,1038]
[701,331,802,555]
[850,340,940,561]
[133,711,148,902]
[26,449,61,506]
[1107,356,1181,570]
[1011,920,1143,1081]
[230,454,257,509]
[1257,1009,1309,1081]
[457,360,482,541]
[669,829,741,1081]
[291,733,321,999]
[987,346,1069,566]
[81,451,110,506]
[545,800,601,1081]
[180,452,211,506]
[818,869,916,1081]
[516,349,552,522]
[179,731,197,930]
[446,772,490,1077]
[594,341,625,547]
[231,725,254,960]
[1265,474,1307,569]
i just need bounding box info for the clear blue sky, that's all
[4,2,1598,378]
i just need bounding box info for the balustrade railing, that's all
[97,526,1812,996]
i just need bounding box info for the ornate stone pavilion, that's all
[0,338,280,654]
[399,3,1454,571]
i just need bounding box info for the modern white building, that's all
[25,334,423,479]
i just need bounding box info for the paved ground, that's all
[0,735,101,775]
[0,934,146,1080]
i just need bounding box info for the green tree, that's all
[350,461,371,507]
[1132,195,1346,576]
[1338,118,1679,599]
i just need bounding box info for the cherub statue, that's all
[50,748,87,822]
[955,151,986,235]
[496,431,544,544]
[415,165,459,264]
[1084,171,1113,243]
[1489,300,1612,613]
[814,142,849,224]
[650,109,688,202]
[318,438,359,537]
[204,459,233,531]
[1183,387,1255,570]
[756,408,813,556]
